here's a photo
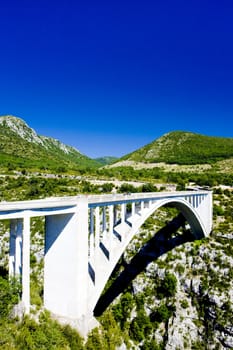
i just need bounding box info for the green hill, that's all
[94,156,119,166]
[121,131,233,165]
[0,115,100,172]
[1,117,232,173]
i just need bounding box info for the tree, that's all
[129,309,152,342]
[112,292,134,329]
[157,272,177,298]
[0,276,20,320]
[141,183,158,192]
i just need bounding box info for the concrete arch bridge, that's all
[0,190,212,336]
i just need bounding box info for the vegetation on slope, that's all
[94,156,119,166]
[0,115,100,172]
[1,116,233,171]
[121,131,233,165]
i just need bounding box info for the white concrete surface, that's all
[1,191,212,336]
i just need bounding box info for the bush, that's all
[180,299,189,309]
[157,272,177,298]
[85,328,103,350]
[154,303,172,323]
[141,183,158,192]
[140,339,162,350]
[15,312,84,349]
[0,276,21,320]
[129,309,152,342]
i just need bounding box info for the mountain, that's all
[120,131,233,165]
[0,115,99,171]
[1,117,233,174]
[94,156,119,166]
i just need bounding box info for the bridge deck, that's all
[0,190,208,213]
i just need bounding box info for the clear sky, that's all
[0,0,233,158]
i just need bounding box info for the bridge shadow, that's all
[94,213,195,317]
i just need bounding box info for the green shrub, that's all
[129,309,152,342]
[0,276,21,320]
[157,272,177,298]
[180,299,189,309]
[112,292,134,329]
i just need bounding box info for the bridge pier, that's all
[9,215,31,314]
[9,219,23,277]
[43,197,97,335]
[22,213,30,314]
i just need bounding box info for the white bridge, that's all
[0,191,212,336]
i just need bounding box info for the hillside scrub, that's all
[121,131,233,165]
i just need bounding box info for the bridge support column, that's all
[89,208,94,258]
[44,198,95,336]
[121,203,126,223]
[22,213,31,314]
[9,215,31,314]
[140,201,144,213]
[95,207,100,252]
[132,202,135,216]
[9,219,23,277]
[108,205,113,259]
[102,207,107,240]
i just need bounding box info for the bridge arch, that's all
[139,197,207,239]
[89,196,207,312]
[163,198,207,239]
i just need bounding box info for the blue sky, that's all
[0,0,233,158]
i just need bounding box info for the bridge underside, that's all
[94,212,194,316]
[87,197,210,318]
